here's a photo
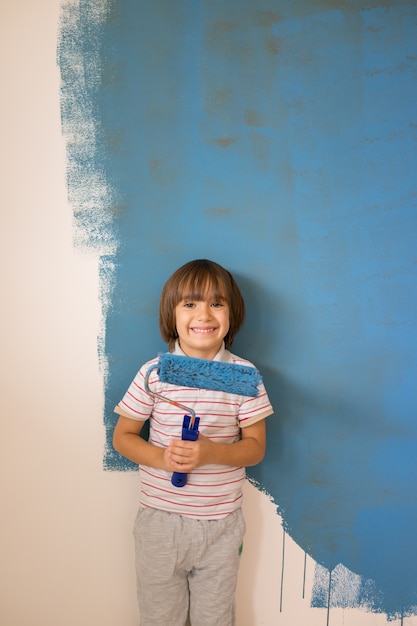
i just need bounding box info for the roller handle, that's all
[171,415,200,488]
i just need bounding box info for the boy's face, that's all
[174,295,230,360]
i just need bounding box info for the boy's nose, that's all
[197,303,211,319]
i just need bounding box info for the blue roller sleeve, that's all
[171,415,200,488]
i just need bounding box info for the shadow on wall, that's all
[233,273,417,618]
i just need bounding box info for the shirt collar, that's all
[173,340,232,362]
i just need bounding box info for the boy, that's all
[113,259,273,625]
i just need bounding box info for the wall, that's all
[1,1,417,625]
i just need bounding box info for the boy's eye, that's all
[180,300,225,309]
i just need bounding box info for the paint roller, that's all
[144,353,263,487]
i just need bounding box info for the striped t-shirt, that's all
[114,343,273,519]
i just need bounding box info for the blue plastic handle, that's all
[171,415,200,488]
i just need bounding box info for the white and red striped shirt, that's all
[115,343,273,519]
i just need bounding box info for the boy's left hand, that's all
[166,434,213,471]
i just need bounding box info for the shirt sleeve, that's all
[114,360,157,421]
[238,381,274,428]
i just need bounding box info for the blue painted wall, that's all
[59,0,417,618]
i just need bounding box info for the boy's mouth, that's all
[190,327,217,334]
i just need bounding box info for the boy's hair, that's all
[159,259,245,351]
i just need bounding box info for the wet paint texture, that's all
[59,0,417,618]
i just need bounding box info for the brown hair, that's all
[159,259,245,351]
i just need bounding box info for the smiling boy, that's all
[113,259,273,626]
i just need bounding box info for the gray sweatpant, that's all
[133,507,246,626]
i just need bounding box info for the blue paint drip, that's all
[58,0,417,617]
